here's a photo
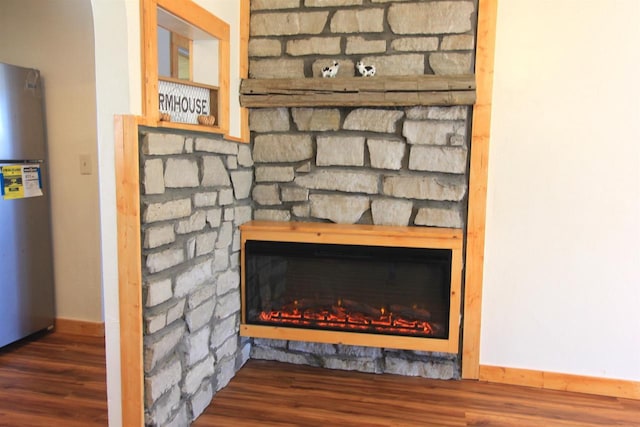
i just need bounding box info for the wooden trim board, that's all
[461,0,498,380]
[480,365,640,400]
[115,115,144,427]
[55,318,105,337]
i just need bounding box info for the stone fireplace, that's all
[242,0,477,380]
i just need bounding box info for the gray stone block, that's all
[249,108,290,132]
[145,312,166,335]
[216,222,233,249]
[164,158,199,188]
[384,355,457,379]
[252,0,300,10]
[174,260,213,298]
[183,355,215,395]
[442,34,475,50]
[406,106,469,121]
[251,184,282,206]
[254,209,292,222]
[230,170,253,199]
[194,138,238,155]
[145,278,173,307]
[253,134,313,162]
[215,335,239,361]
[144,224,175,249]
[286,37,341,56]
[309,194,370,224]
[289,341,336,355]
[248,39,282,57]
[250,58,305,78]
[336,344,383,358]
[186,299,215,333]
[234,205,253,225]
[388,2,474,34]
[237,145,254,167]
[146,249,184,274]
[346,36,387,55]
[188,284,215,310]
[371,198,413,226]
[255,166,295,182]
[217,271,240,296]
[196,232,217,257]
[367,138,405,170]
[251,345,315,366]
[175,211,207,234]
[382,175,466,201]
[164,404,188,427]
[194,191,218,208]
[224,207,233,222]
[343,109,404,133]
[143,158,164,195]
[144,323,185,372]
[190,382,213,419]
[215,290,241,320]
[323,356,381,373]
[213,248,230,272]
[215,356,236,391]
[330,8,384,33]
[281,186,309,202]
[206,208,222,228]
[306,0,362,6]
[211,315,239,349]
[185,326,211,366]
[201,156,231,187]
[414,206,463,228]
[409,146,468,174]
[429,52,473,75]
[218,189,234,206]
[295,170,378,194]
[391,37,439,52]
[226,156,238,170]
[403,120,465,146]
[166,299,186,326]
[142,133,184,155]
[145,385,180,427]
[145,357,182,407]
[143,199,191,224]
[317,136,365,166]
[292,203,310,218]
[251,12,328,36]
[292,108,341,131]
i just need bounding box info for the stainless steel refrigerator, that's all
[0,62,55,348]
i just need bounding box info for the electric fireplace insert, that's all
[240,221,463,353]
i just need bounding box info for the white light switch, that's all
[79,154,92,175]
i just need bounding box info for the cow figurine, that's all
[321,61,339,78]
[356,61,376,77]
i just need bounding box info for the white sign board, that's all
[158,80,211,125]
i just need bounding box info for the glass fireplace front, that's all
[244,240,452,339]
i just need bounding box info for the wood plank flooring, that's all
[195,360,640,427]
[0,331,108,427]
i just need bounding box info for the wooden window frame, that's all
[141,0,230,135]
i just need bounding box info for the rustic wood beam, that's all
[240,75,476,107]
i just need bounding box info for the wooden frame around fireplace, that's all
[240,221,463,354]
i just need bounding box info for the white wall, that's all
[0,0,102,322]
[482,0,640,381]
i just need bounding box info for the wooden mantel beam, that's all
[240,74,476,108]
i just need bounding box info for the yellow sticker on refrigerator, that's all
[0,165,43,200]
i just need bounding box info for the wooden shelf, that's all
[239,74,476,108]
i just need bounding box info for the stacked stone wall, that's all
[140,130,253,426]
[246,0,478,380]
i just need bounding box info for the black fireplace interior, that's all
[244,240,452,339]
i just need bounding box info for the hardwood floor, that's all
[2,333,636,427]
[196,360,640,427]
[0,331,108,427]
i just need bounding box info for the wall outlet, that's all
[79,154,92,175]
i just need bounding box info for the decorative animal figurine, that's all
[321,61,339,78]
[356,61,376,77]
